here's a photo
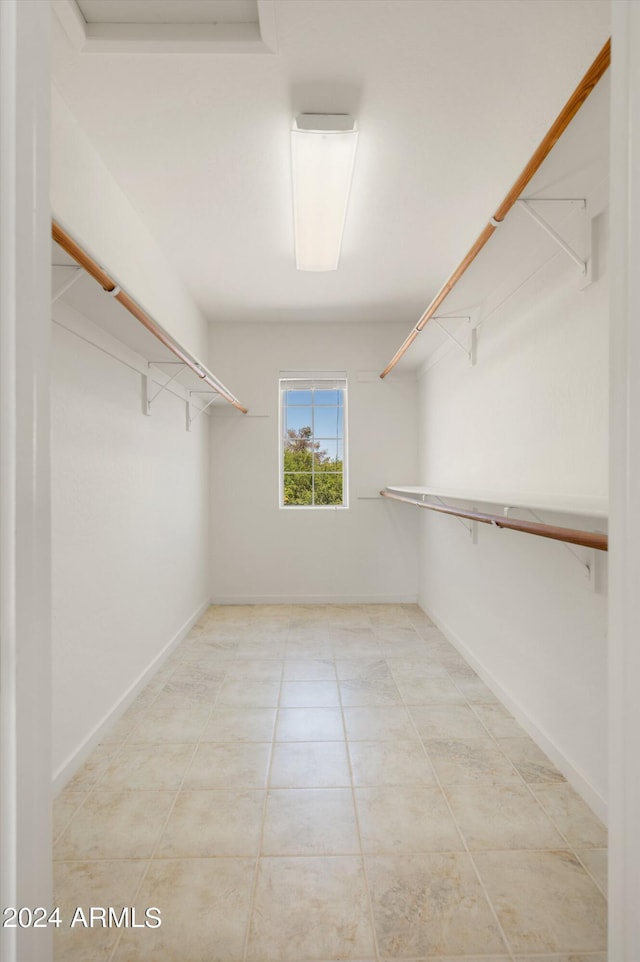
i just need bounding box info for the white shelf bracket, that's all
[51,266,82,303]
[143,361,188,416]
[504,503,603,592]
[433,316,476,365]
[187,390,219,430]
[516,199,591,286]
[428,494,477,541]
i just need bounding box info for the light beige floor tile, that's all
[497,737,566,783]
[270,741,351,788]
[452,675,501,704]
[127,688,161,712]
[411,957,510,962]
[160,664,226,705]
[515,952,607,962]
[283,649,336,681]
[97,711,140,744]
[335,657,390,679]
[284,640,335,659]
[339,678,402,707]
[247,856,374,960]
[148,689,214,712]
[217,679,281,707]
[471,703,523,736]
[262,788,359,855]
[348,740,436,786]
[202,707,277,742]
[411,705,489,739]
[54,859,147,962]
[329,613,376,630]
[343,705,416,741]
[356,785,463,853]
[179,645,236,667]
[222,659,284,680]
[64,745,121,791]
[54,791,174,860]
[157,790,264,857]
[181,636,239,656]
[276,707,345,741]
[128,707,210,743]
[53,793,87,842]
[385,657,450,679]
[474,850,607,953]
[183,742,271,789]
[333,639,385,658]
[380,639,437,660]
[279,680,340,707]
[235,641,287,660]
[395,675,467,705]
[424,738,518,784]
[444,778,569,850]
[98,743,193,791]
[531,783,608,848]
[371,613,419,642]
[367,852,508,957]
[515,954,607,962]
[112,857,255,962]
[576,848,607,894]
[368,606,414,627]
[440,656,478,677]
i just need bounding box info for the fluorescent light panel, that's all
[291,114,358,272]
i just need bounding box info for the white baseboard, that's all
[210,594,419,605]
[419,596,608,825]
[52,598,210,795]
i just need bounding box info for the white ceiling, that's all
[51,0,610,335]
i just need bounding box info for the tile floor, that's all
[53,604,608,962]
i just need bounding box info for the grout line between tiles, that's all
[105,652,223,962]
[53,606,607,962]
[396,681,518,961]
[458,685,609,901]
[240,624,286,962]
[336,644,382,962]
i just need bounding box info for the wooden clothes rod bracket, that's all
[51,221,248,414]
[380,490,608,552]
[380,38,611,378]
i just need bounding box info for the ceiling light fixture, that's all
[291,114,358,272]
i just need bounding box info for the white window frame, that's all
[278,371,349,509]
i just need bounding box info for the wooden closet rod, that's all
[380,38,611,378]
[381,489,608,552]
[52,221,248,414]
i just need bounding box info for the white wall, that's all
[415,206,609,816]
[50,89,215,788]
[208,321,419,603]
[51,305,210,786]
[51,86,208,360]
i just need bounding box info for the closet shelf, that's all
[381,486,608,552]
[380,38,611,377]
[51,220,247,415]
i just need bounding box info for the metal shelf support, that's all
[187,391,219,430]
[144,361,188,415]
[516,198,592,287]
[503,504,602,591]
[427,493,477,542]
[433,316,477,366]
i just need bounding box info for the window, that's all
[279,374,347,507]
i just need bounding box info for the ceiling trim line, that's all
[52,0,278,55]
